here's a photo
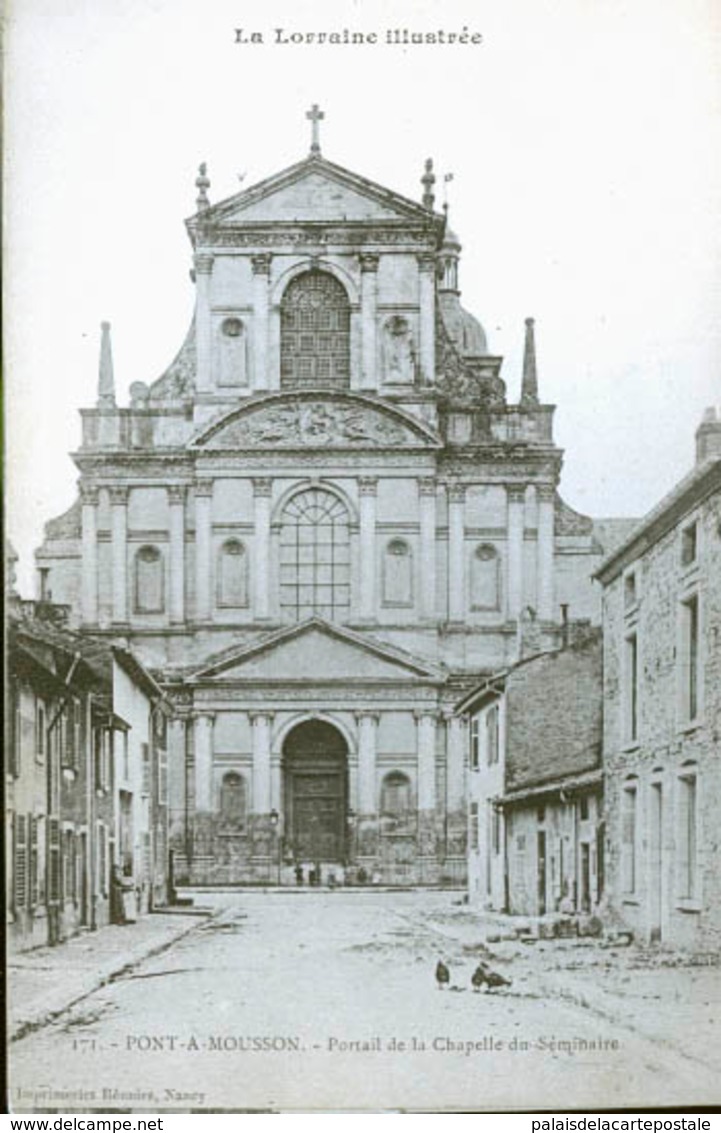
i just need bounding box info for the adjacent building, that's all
[34,111,624,886]
[457,629,604,917]
[597,411,721,949]
[6,594,170,954]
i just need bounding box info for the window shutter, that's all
[30,815,39,906]
[141,743,151,796]
[14,814,28,909]
[48,818,61,903]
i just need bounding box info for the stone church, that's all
[36,110,612,885]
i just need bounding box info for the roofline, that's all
[185,153,446,234]
[595,458,721,584]
[112,646,168,704]
[454,674,507,715]
[497,767,603,807]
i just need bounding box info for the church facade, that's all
[36,115,609,885]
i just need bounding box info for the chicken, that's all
[471,964,487,992]
[483,966,512,991]
[435,959,450,990]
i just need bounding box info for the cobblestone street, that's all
[9,892,721,1112]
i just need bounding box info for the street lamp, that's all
[346,807,356,876]
[269,808,281,886]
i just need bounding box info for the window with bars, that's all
[279,488,351,622]
[141,743,151,796]
[280,271,351,389]
[14,814,27,910]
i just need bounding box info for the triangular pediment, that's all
[189,619,444,684]
[189,391,441,451]
[187,155,443,231]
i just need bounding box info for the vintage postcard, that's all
[5,0,720,1114]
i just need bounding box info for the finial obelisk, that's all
[306,103,325,155]
[97,321,116,409]
[521,317,539,405]
[421,158,436,210]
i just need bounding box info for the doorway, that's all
[283,720,348,863]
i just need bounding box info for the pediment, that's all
[190,392,441,451]
[190,620,444,684]
[187,156,441,231]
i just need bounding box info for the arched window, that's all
[219,772,246,827]
[381,772,413,817]
[217,539,248,607]
[471,543,500,610]
[383,539,413,606]
[280,270,351,389]
[135,546,164,613]
[279,487,351,622]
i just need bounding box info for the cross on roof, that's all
[306,103,324,155]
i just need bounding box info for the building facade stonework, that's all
[597,420,721,949]
[36,125,618,885]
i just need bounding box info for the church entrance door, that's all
[283,720,348,863]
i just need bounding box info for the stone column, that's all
[418,478,437,621]
[359,254,379,390]
[252,254,271,391]
[194,713,214,813]
[355,711,379,868]
[168,485,186,625]
[194,253,214,393]
[416,710,439,881]
[250,712,273,815]
[358,477,378,622]
[417,253,436,386]
[416,711,437,812]
[80,484,99,625]
[253,477,272,620]
[536,484,555,622]
[507,484,526,621]
[356,712,379,815]
[194,480,213,623]
[447,482,466,624]
[109,485,128,624]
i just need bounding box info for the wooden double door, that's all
[283,720,348,863]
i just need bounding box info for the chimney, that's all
[695,407,721,465]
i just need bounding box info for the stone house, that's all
[6,595,170,953]
[457,630,604,916]
[33,112,625,886]
[596,412,721,949]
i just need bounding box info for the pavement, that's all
[7,907,215,1042]
[7,891,720,1111]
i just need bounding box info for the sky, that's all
[5,0,721,593]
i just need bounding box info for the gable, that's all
[187,156,442,234]
[219,171,405,225]
[193,623,442,684]
[190,392,441,451]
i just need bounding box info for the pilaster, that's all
[253,477,273,620]
[359,254,379,391]
[168,485,186,624]
[537,484,556,621]
[194,713,215,813]
[252,255,272,391]
[417,253,436,386]
[447,481,466,624]
[418,478,437,621]
[194,479,213,623]
[358,477,378,621]
[194,253,214,393]
[109,485,128,624]
[507,483,526,621]
[80,484,99,625]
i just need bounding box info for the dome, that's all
[442,225,462,252]
[439,292,489,357]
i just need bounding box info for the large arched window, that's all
[280,270,351,389]
[471,543,500,610]
[279,487,351,622]
[383,539,413,606]
[219,772,247,828]
[217,539,248,607]
[134,545,164,613]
